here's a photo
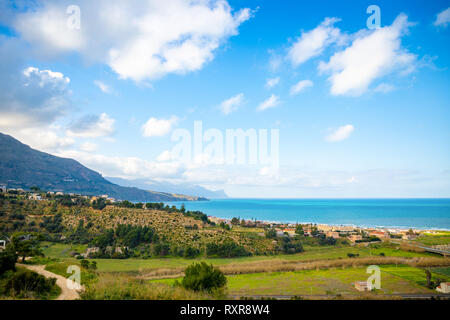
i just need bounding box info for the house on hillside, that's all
[354,281,371,292]
[29,193,42,200]
[402,234,418,240]
[348,235,362,243]
[0,240,6,251]
[283,228,296,237]
[275,230,285,237]
[326,231,340,239]
[84,247,100,258]
[436,282,450,294]
[368,230,389,240]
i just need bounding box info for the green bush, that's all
[0,251,17,275]
[181,262,227,293]
[184,246,200,258]
[1,268,57,298]
[278,237,303,254]
[206,241,250,258]
[80,259,97,270]
[265,228,277,239]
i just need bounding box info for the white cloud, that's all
[157,150,173,162]
[268,49,282,71]
[23,66,70,85]
[79,142,98,152]
[257,94,280,111]
[325,124,354,142]
[220,93,244,114]
[0,53,72,129]
[94,80,111,93]
[434,7,450,27]
[67,113,115,138]
[265,77,280,88]
[141,116,178,137]
[290,79,313,95]
[2,126,75,153]
[0,41,76,152]
[374,83,394,93]
[55,149,184,179]
[347,176,358,183]
[288,17,344,67]
[319,14,416,96]
[259,166,279,178]
[14,0,251,82]
[14,5,84,55]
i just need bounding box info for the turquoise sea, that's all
[166,198,450,230]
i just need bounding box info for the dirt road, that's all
[17,264,82,300]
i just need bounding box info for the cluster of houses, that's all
[78,245,128,258]
[0,186,118,204]
[207,216,427,245]
[89,194,117,203]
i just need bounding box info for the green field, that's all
[430,267,450,277]
[90,245,437,273]
[414,232,450,246]
[36,241,450,299]
[39,242,439,273]
[153,265,448,297]
[42,242,88,259]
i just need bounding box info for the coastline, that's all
[165,198,450,232]
[207,214,450,233]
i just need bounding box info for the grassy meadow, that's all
[40,241,437,273]
[7,196,448,300]
[35,239,450,299]
[152,265,450,297]
[414,231,450,246]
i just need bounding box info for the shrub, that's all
[319,235,337,246]
[80,259,90,269]
[39,213,64,233]
[81,273,207,300]
[184,246,200,258]
[0,251,17,275]
[2,269,56,297]
[265,228,277,239]
[181,262,227,292]
[278,237,303,254]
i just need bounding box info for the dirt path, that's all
[17,264,82,300]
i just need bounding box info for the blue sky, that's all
[0,0,449,198]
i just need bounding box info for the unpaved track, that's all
[17,264,82,300]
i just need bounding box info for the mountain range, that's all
[106,177,227,199]
[0,132,208,202]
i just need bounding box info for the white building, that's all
[354,281,371,292]
[29,193,42,200]
[0,240,6,251]
[436,282,450,294]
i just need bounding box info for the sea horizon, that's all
[165,198,450,231]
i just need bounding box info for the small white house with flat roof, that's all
[0,240,6,251]
[436,282,450,294]
[354,281,371,292]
